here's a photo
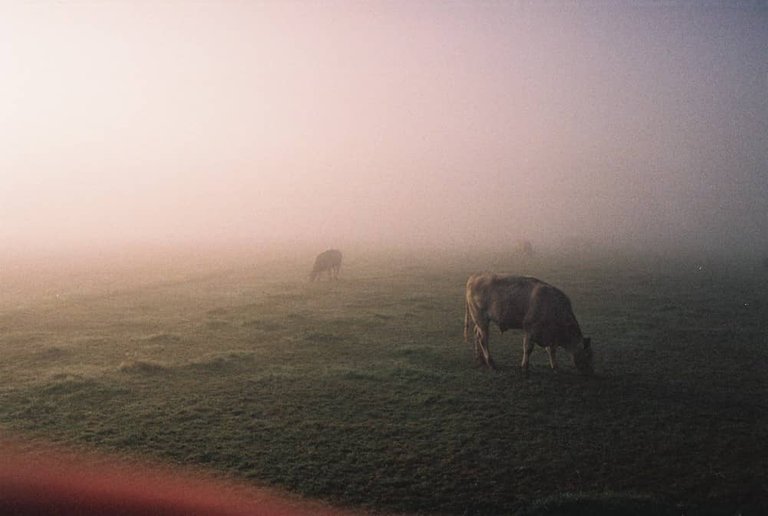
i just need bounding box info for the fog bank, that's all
[2,2,766,257]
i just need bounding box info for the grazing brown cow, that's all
[309,249,342,281]
[464,273,592,375]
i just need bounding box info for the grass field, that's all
[1,247,766,515]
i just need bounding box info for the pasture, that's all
[1,247,766,515]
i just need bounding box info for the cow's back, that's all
[466,273,542,332]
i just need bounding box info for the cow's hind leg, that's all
[521,333,535,376]
[475,321,495,370]
[471,326,480,362]
[472,326,484,364]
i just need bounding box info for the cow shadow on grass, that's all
[470,361,600,383]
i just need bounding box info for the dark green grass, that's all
[1,250,767,514]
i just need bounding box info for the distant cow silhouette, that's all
[309,249,342,281]
[515,240,534,257]
[464,273,592,375]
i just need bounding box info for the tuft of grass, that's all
[187,351,257,372]
[143,333,181,343]
[117,360,170,375]
[241,319,283,331]
[33,346,71,359]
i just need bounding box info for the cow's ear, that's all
[583,337,591,349]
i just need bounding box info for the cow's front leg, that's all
[545,346,558,372]
[521,333,534,376]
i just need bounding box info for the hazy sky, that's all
[1,1,766,254]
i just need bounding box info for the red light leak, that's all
[0,435,353,516]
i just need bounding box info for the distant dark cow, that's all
[464,273,593,375]
[515,239,534,257]
[309,249,342,281]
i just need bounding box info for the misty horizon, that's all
[2,2,767,258]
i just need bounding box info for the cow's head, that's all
[572,337,593,375]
